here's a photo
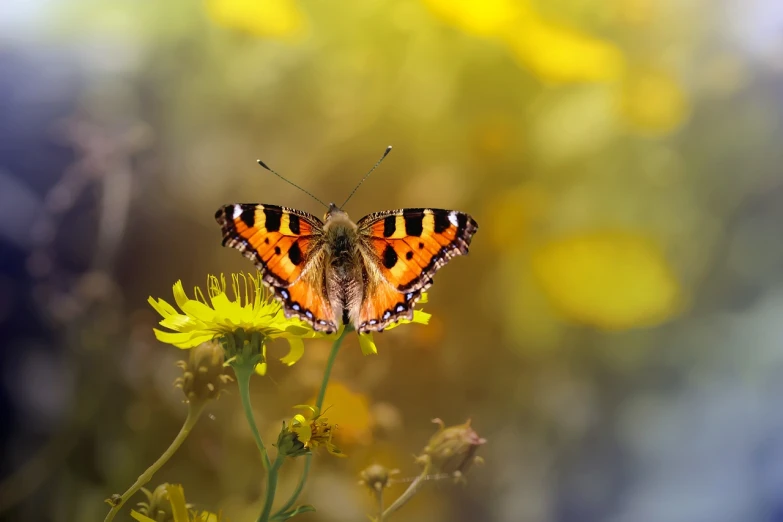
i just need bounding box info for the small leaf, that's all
[271,504,317,520]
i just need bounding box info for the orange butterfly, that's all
[214,149,478,334]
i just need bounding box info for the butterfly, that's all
[214,149,478,334]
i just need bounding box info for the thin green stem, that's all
[258,453,284,522]
[103,400,206,522]
[233,363,272,471]
[376,486,385,522]
[382,460,432,520]
[271,327,349,518]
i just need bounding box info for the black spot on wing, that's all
[457,212,468,233]
[433,210,451,233]
[288,213,300,234]
[383,215,396,237]
[406,251,413,260]
[403,210,424,236]
[289,242,302,265]
[274,246,281,255]
[240,208,255,228]
[264,207,282,232]
[383,244,398,269]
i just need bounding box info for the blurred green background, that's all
[2,0,783,521]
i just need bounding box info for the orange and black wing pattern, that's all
[355,208,478,332]
[215,204,338,332]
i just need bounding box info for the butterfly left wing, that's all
[215,204,339,333]
[354,208,478,332]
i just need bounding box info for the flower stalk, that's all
[103,400,206,522]
[270,326,350,519]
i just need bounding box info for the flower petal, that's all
[147,296,178,319]
[172,280,190,310]
[358,333,378,355]
[180,299,218,323]
[280,337,304,366]
[166,484,189,522]
[419,293,429,304]
[153,329,215,348]
[130,511,157,522]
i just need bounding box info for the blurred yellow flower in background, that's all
[316,381,373,445]
[620,67,690,134]
[421,0,519,36]
[149,273,331,374]
[204,0,306,38]
[422,0,625,83]
[532,231,682,330]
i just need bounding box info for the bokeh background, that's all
[2,0,783,521]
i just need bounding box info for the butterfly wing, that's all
[215,204,339,333]
[354,208,478,332]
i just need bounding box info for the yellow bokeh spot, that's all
[620,68,690,134]
[505,19,626,84]
[204,0,306,38]
[532,231,682,330]
[316,381,372,445]
[422,0,625,84]
[420,0,520,36]
[485,184,549,251]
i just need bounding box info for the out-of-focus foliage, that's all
[1,0,783,520]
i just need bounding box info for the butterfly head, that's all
[326,202,349,221]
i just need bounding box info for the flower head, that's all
[174,340,232,403]
[149,273,334,374]
[133,483,224,522]
[278,405,345,458]
[358,464,400,493]
[357,293,432,355]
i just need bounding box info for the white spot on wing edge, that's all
[232,205,243,219]
[448,211,459,226]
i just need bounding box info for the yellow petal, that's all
[153,329,216,348]
[166,484,189,522]
[532,231,682,330]
[255,362,267,375]
[358,334,378,355]
[419,293,429,304]
[279,337,304,366]
[180,299,218,323]
[130,511,157,522]
[147,296,178,319]
[172,280,190,310]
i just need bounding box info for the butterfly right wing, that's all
[215,204,338,333]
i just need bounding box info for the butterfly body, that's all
[216,202,477,334]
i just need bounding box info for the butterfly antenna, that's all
[256,159,329,209]
[340,145,393,209]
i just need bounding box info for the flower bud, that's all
[418,418,486,479]
[136,483,177,522]
[358,464,400,493]
[276,421,310,458]
[175,340,232,403]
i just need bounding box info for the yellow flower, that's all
[357,293,432,356]
[148,273,334,374]
[532,231,683,329]
[132,483,224,522]
[288,405,345,457]
[204,0,307,39]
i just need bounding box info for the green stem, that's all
[258,453,284,522]
[271,327,349,518]
[103,400,206,522]
[233,363,272,471]
[382,460,432,520]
